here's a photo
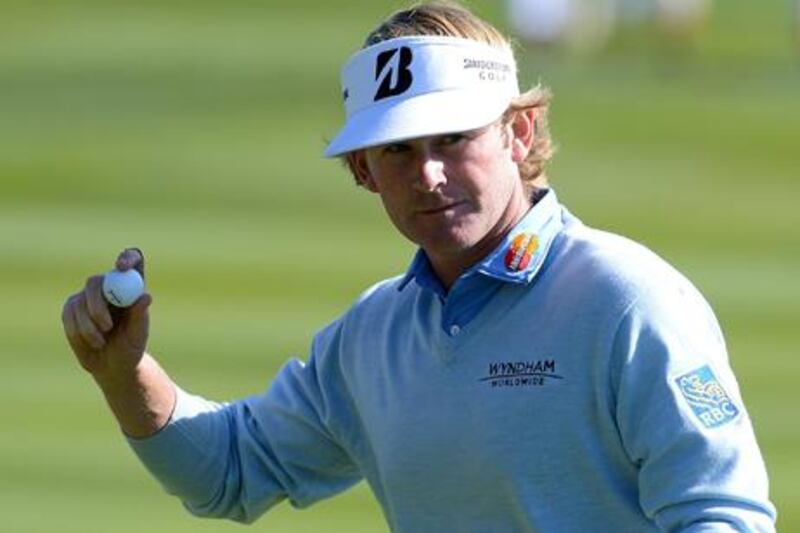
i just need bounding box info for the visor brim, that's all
[324,87,515,158]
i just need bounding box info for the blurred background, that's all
[1,0,797,531]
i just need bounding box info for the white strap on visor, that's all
[324,36,519,157]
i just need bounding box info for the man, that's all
[62,1,776,530]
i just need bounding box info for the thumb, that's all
[115,247,146,280]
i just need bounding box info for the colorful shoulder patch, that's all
[675,365,740,429]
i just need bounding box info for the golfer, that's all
[62,1,776,530]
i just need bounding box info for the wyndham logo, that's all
[374,47,413,101]
[675,365,739,429]
[478,360,563,388]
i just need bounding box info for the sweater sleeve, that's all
[126,321,362,523]
[610,282,777,532]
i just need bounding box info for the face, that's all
[351,111,535,277]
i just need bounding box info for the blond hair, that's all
[346,1,555,193]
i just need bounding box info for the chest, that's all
[342,303,617,498]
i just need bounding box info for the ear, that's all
[509,109,536,164]
[347,150,380,193]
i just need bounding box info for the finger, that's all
[115,247,145,279]
[62,296,100,366]
[85,275,113,333]
[73,293,107,350]
[61,294,82,346]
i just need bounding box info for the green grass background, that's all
[1,1,798,530]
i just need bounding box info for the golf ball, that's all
[102,269,145,308]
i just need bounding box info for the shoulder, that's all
[310,273,413,350]
[557,214,727,366]
[539,211,724,359]
[554,213,711,316]
[351,274,408,308]
[563,217,678,288]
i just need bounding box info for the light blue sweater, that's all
[130,190,776,531]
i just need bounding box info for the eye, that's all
[438,133,466,146]
[383,143,411,154]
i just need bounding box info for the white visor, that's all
[324,36,519,158]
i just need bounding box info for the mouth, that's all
[417,200,466,215]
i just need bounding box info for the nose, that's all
[414,154,446,193]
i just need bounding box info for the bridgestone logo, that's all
[463,58,511,72]
[374,47,413,101]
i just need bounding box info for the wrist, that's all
[91,352,152,394]
[94,353,177,439]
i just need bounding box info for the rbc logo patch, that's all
[675,365,739,429]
